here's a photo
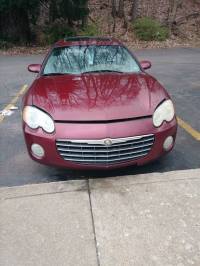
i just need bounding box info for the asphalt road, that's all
[0,48,200,187]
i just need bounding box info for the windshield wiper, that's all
[82,70,123,74]
[42,73,67,76]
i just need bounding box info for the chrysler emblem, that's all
[104,139,112,146]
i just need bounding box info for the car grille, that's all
[56,134,155,165]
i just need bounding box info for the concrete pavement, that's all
[1,169,200,266]
[0,180,98,266]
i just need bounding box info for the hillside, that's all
[88,0,200,48]
[0,0,199,54]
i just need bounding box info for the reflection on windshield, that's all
[43,45,140,75]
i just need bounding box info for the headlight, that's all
[153,99,175,127]
[23,106,55,133]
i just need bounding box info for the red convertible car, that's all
[22,37,177,169]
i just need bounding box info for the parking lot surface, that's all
[0,48,200,266]
[0,48,200,187]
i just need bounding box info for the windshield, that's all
[43,45,140,75]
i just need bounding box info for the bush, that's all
[44,19,75,44]
[133,17,169,41]
[78,23,100,37]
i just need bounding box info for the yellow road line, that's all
[177,116,200,141]
[0,84,28,123]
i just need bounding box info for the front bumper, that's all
[23,117,177,170]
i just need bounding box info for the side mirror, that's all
[28,64,41,73]
[140,60,152,70]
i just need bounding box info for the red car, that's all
[22,37,177,169]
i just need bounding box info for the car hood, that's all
[31,73,168,121]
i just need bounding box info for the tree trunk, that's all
[130,0,140,21]
[168,0,183,33]
[18,8,32,43]
[111,0,117,32]
[81,0,89,27]
[111,0,117,17]
[49,0,58,23]
[82,16,88,27]
[118,0,125,18]
[0,12,3,39]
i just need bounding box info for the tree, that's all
[49,0,89,27]
[168,0,183,33]
[49,0,59,23]
[111,0,117,32]
[0,0,89,44]
[130,0,140,21]
[118,0,125,18]
[111,0,126,32]
[0,0,40,43]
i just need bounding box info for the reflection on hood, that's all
[31,72,167,121]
